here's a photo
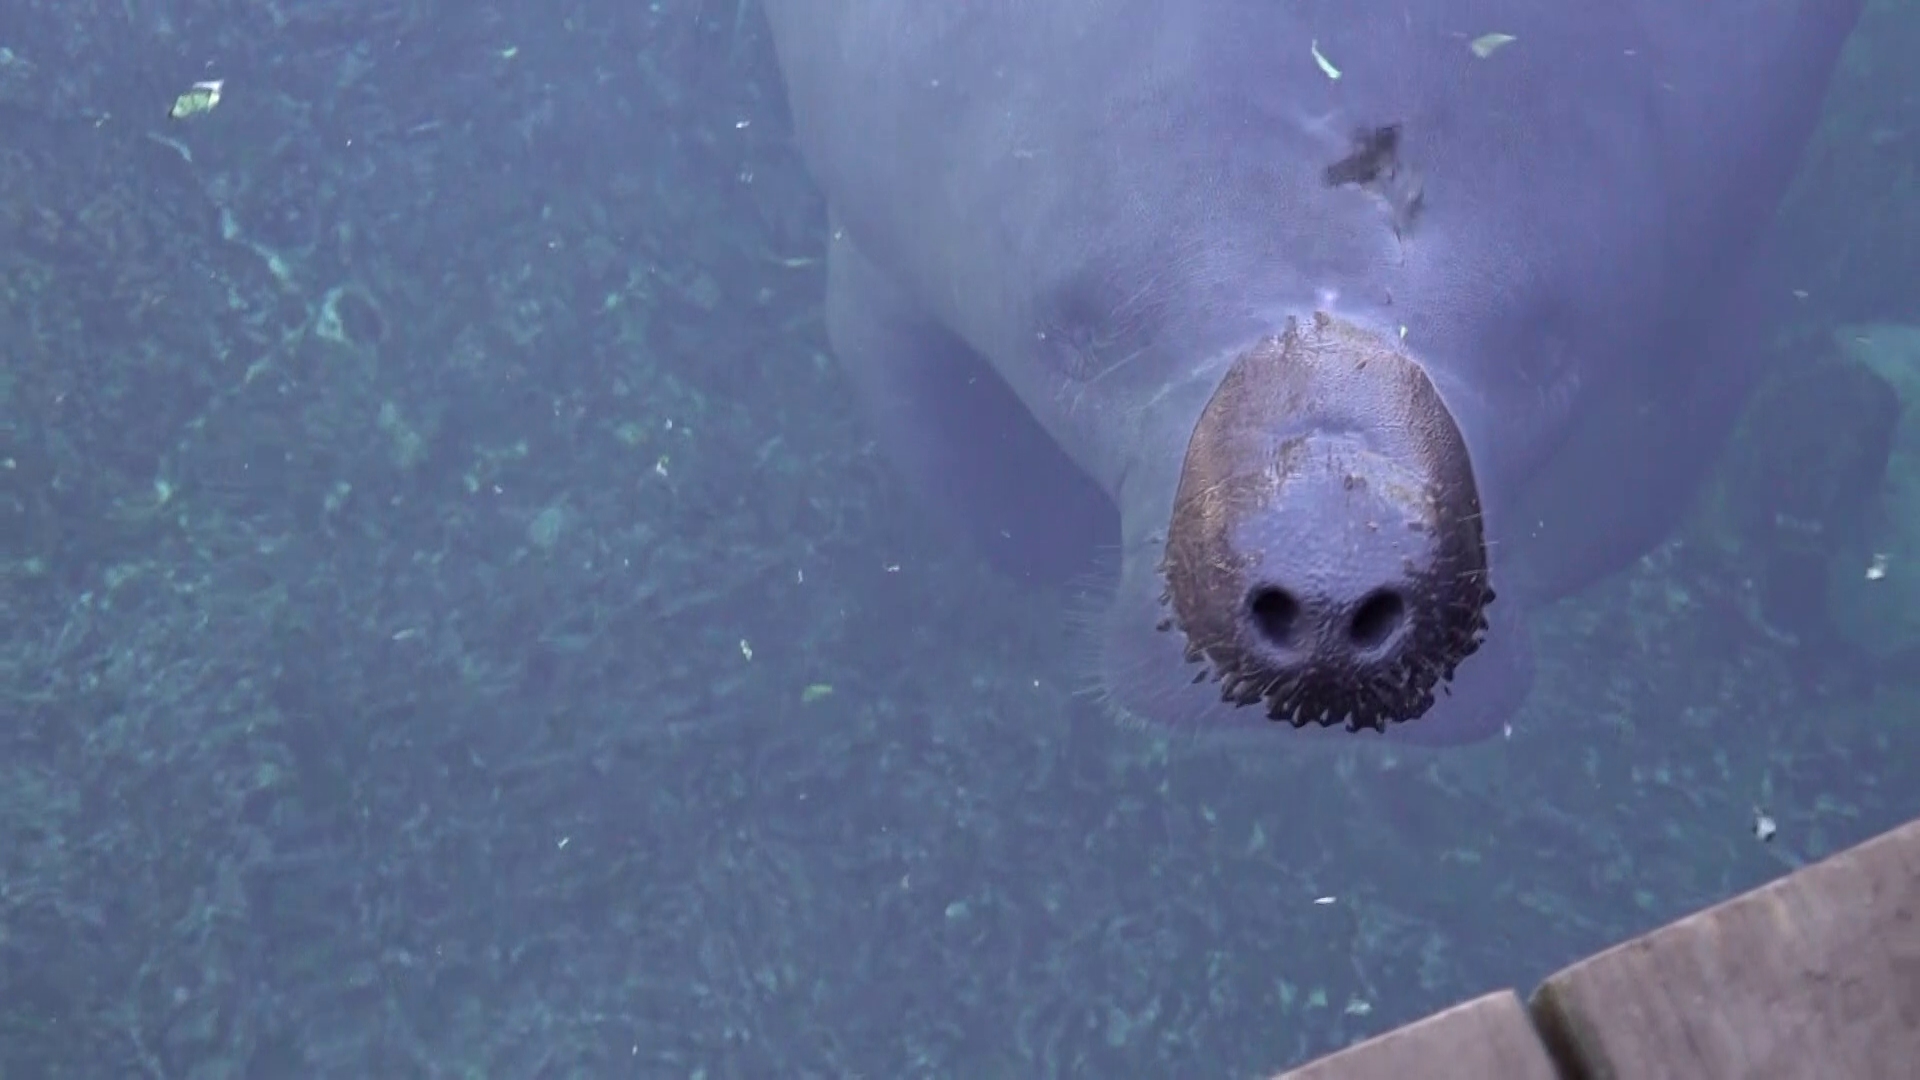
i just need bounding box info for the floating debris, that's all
[1752,808,1777,843]
[169,78,224,120]
[1470,33,1518,59]
[1310,40,1342,80]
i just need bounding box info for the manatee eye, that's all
[1038,319,1106,380]
[1034,258,1172,382]
[1036,273,1137,381]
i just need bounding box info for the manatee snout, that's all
[1160,312,1493,733]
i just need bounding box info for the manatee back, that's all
[764,0,1864,597]
[763,1,1635,489]
[763,0,1859,427]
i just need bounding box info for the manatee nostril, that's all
[1246,586,1301,647]
[1348,589,1407,650]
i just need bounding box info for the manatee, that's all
[764,0,1865,741]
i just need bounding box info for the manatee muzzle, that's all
[1158,312,1493,733]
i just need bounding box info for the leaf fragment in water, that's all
[1470,33,1517,59]
[1310,40,1342,80]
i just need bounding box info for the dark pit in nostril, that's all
[1247,586,1301,648]
[1348,589,1407,650]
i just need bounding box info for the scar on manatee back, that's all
[1323,123,1424,238]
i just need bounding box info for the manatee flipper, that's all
[823,221,1117,583]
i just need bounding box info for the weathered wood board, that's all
[1270,817,1920,1080]
[1530,817,1920,1080]
[1272,991,1559,1080]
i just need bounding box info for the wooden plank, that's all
[1272,990,1561,1080]
[1530,818,1920,1080]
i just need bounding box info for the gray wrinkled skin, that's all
[765,0,1864,743]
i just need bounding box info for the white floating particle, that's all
[1310,40,1342,80]
[169,79,224,120]
[1469,33,1517,59]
